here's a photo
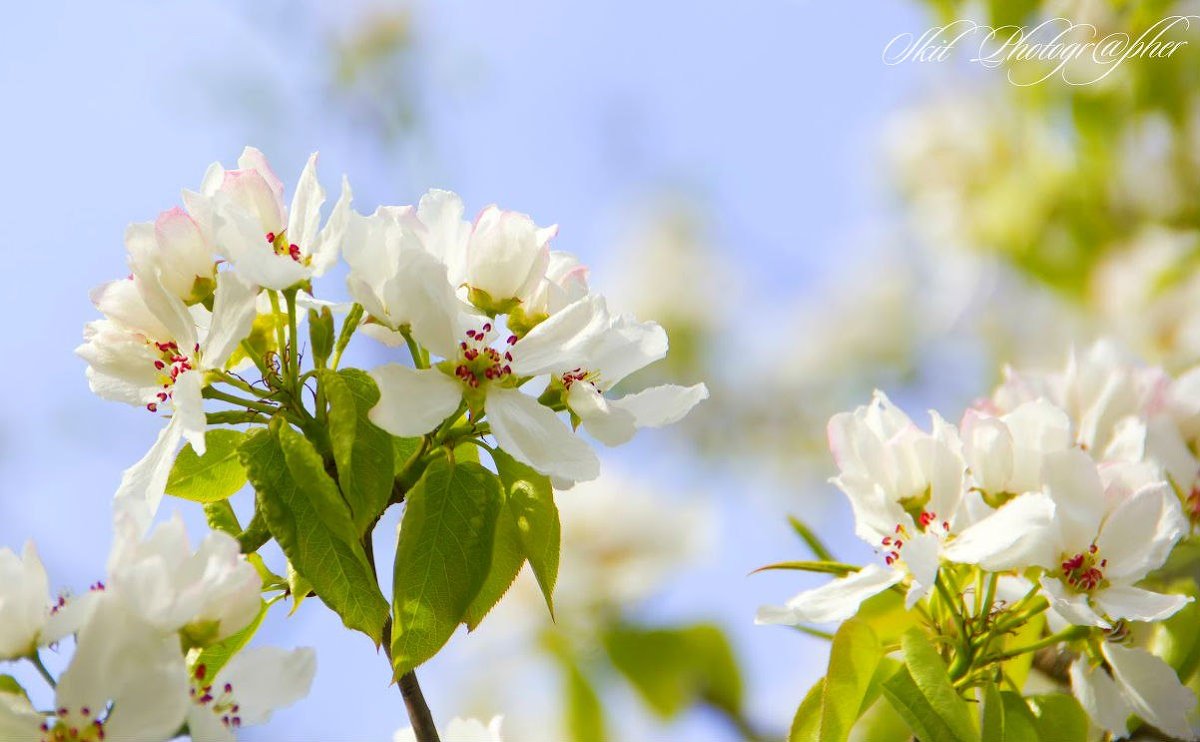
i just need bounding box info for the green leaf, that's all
[980,682,1004,742]
[0,675,28,704]
[1155,579,1200,682]
[322,369,396,535]
[564,657,606,742]
[790,678,826,742]
[788,515,836,561]
[287,561,313,615]
[308,306,334,366]
[752,561,861,576]
[998,692,1039,742]
[463,487,524,631]
[899,629,980,742]
[166,429,248,503]
[493,449,560,617]
[393,435,423,477]
[603,623,743,720]
[854,588,920,645]
[390,458,502,676]
[1028,694,1088,742]
[814,619,882,742]
[203,499,241,536]
[192,600,268,679]
[240,423,388,643]
[881,668,962,742]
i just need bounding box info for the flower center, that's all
[1187,486,1200,527]
[146,341,198,413]
[265,231,307,265]
[40,707,106,742]
[561,368,600,390]
[880,511,949,566]
[1059,545,1108,593]
[190,663,243,730]
[453,324,514,389]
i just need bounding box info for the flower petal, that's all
[287,153,326,254]
[1069,657,1133,739]
[113,414,185,533]
[509,295,609,376]
[568,382,636,446]
[1103,642,1198,741]
[369,365,463,437]
[942,492,1057,570]
[755,564,903,625]
[1094,585,1191,623]
[1096,482,1188,583]
[203,271,259,370]
[486,387,599,483]
[1040,577,1108,628]
[310,176,353,278]
[609,383,709,429]
[218,647,316,725]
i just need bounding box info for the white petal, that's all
[1094,585,1191,623]
[236,146,285,205]
[610,383,709,429]
[1070,657,1134,739]
[960,409,1013,494]
[416,188,470,285]
[214,191,308,290]
[113,414,185,533]
[902,532,940,608]
[509,295,609,376]
[486,387,599,483]
[1040,577,1108,628]
[134,266,198,351]
[287,153,326,253]
[755,564,903,625]
[1096,482,1188,583]
[188,705,236,742]
[369,365,463,437]
[203,271,258,369]
[1103,642,1198,741]
[568,383,636,446]
[1041,449,1107,551]
[381,247,466,359]
[218,647,316,725]
[0,542,48,659]
[309,175,352,277]
[942,492,1057,570]
[583,314,668,386]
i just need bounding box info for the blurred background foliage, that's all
[203,0,1200,738]
[6,0,1200,738]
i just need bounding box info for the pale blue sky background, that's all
[0,1,942,739]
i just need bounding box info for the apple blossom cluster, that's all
[66,146,705,741]
[0,516,312,742]
[759,341,1200,740]
[77,146,707,530]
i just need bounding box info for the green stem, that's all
[402,328,429,370]
[285,289,300,392]
[215,372,270,399]
[202,387,279,415]
[268,290,288,373]
[28,652,56,689]
[983,626,1090,665]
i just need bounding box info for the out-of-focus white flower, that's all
[0,542,89,660]
[959,399,1072,500]
[77,267,258,529]
[186,647,316,742]
[1070,642,1198,741]
[198,147,352,290]
[0,598,191,742]
[107,515,261,646]
[395,716,505,742]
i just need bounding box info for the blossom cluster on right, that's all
[761,341,1200,740]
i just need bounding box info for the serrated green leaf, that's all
[900,629,979,742]
[881,668,961,742]
[203,499,241,536]
[752,561,862,576]
[240,423,388,643]
[192,600,268,679]
[166,429,248,503]
[493,449,560,617]
[814,619,882,742]
[463,490,524,631]
[390,458,502,676]
[604,623,743,720]
[1029,693,1087,742]
[322,369,395,535]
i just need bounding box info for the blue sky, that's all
[0,1,943,739]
